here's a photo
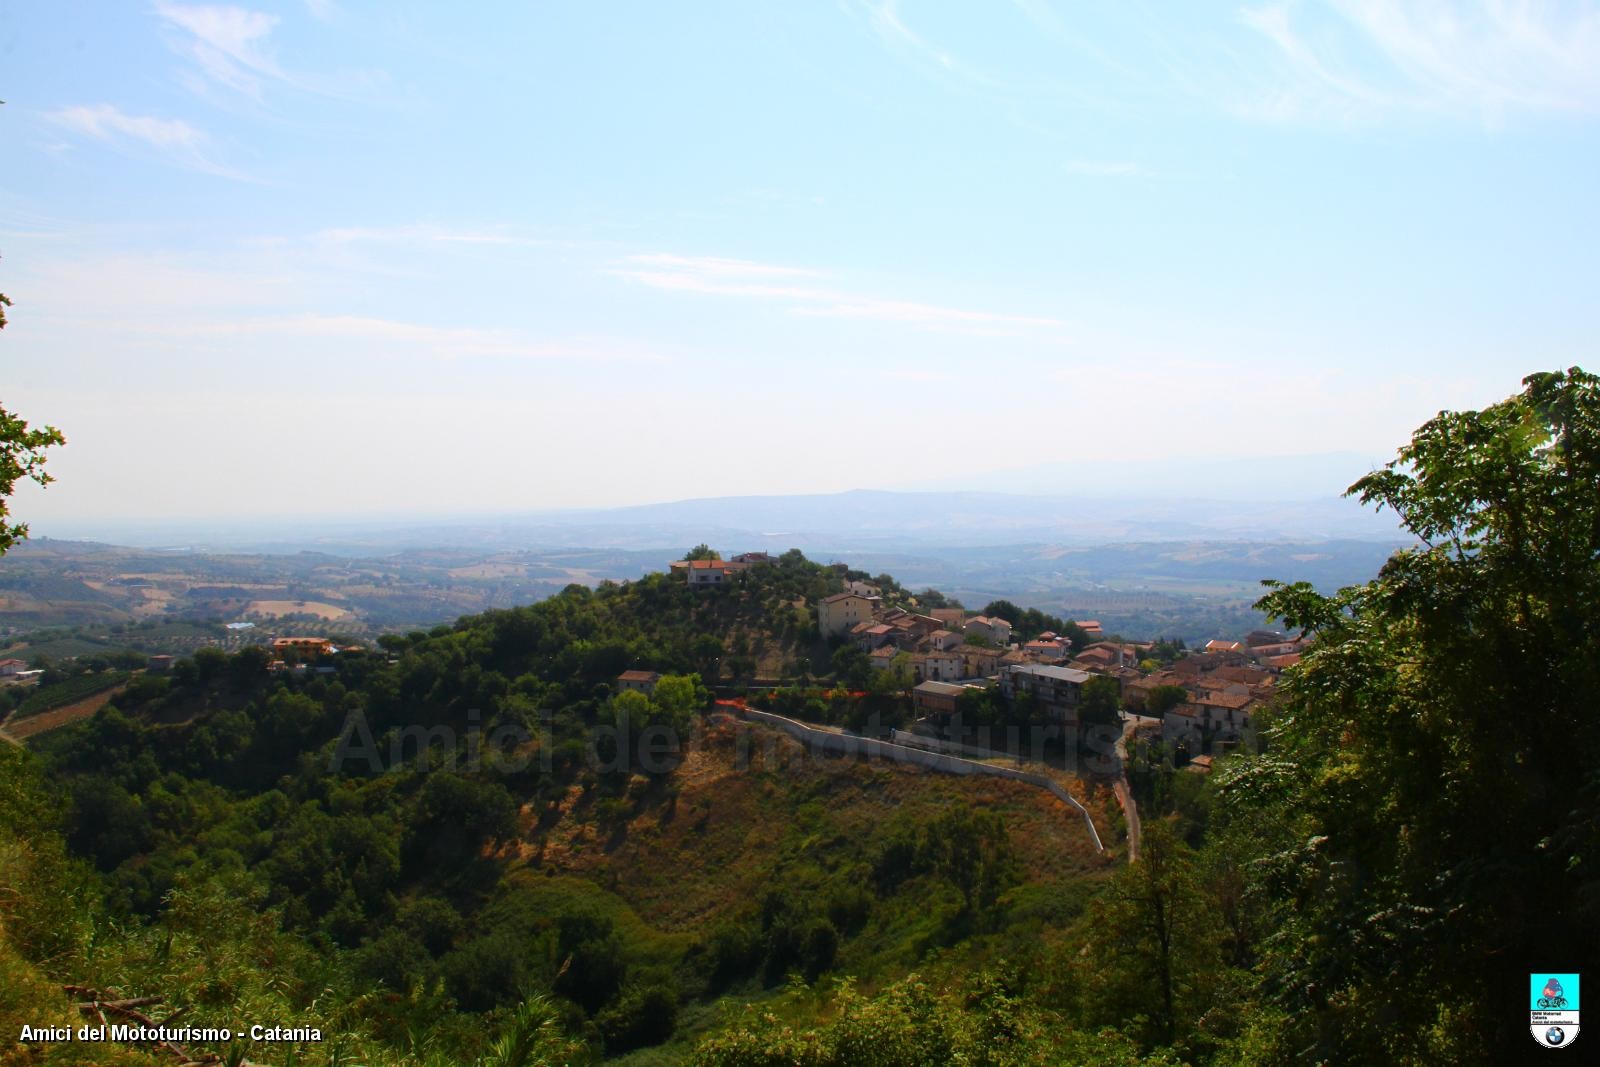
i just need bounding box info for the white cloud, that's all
[42,104,242,177]
[612,253,1063,333]
[272,315,654,361]
[1239,0,1600,120]
[121,313,658,363]
[610,267,827,303]
[860,0,959,71]
[154,3,283,98]
[47,104,203,149]
[622,253,822,279]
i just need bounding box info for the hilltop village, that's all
[662,549,1304,764]
[4,546,1299,764]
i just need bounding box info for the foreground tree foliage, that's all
[0,287,66,554]
[1067,821,1236,1055]
[1231,367,1600,1063]
[689,972,1182,1067]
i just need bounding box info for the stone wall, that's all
[741,708,1104,854]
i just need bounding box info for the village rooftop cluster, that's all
[660,550,1307,762]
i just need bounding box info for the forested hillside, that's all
[2,370,1598,1065]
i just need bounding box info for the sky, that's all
[3,1,1599,528]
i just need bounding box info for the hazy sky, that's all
[3,1,1598,526]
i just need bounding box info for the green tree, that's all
[922,808,1016,915]
[1235,368,1600,1063]
[1079,674,1122,729]
[1143,684,1188,716]
[610,687,653,727]
[955,685,1000,731]
[477,994,587,1067]
[690,970,1165,1066]
[831,644,871,690]
[683,544,721,560]
[0,288,66,554]
[1070,820,1223,1052]
[873,651,915,694]
[652,671,708,732]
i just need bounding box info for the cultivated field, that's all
[245,599,353,620]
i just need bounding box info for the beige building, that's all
[818,592,877,637]
[963,615,1013,647]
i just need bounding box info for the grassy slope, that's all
[515,715,1114,1059]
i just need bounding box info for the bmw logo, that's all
[1546,1026,1566,1046]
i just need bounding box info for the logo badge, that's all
[1531,973,1580,1049]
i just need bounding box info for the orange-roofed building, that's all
[273,637,335,659]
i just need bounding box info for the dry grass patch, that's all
[517,716,1110,934]
[245,599,352,620]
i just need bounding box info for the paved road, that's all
[1113,715,1144,863]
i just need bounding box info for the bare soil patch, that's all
[9,684,128,741]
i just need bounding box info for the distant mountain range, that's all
[9,479,1413,645]
[897,450,1390,502]
[38,485,1405,555]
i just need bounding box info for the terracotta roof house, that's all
[1204,639,1245,653]
[869,645,901,668]
[1214,664,1271,685]
[1192,689,1257,734]
[273,637,335,659]
[960,646,1003,677]
[1196,689,1253,710]
[963,615,1013,647]
[854,623,896,651]
[616,670,662,695]
[671,558,749,588]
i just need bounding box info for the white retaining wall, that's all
[741,708,1104,854]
